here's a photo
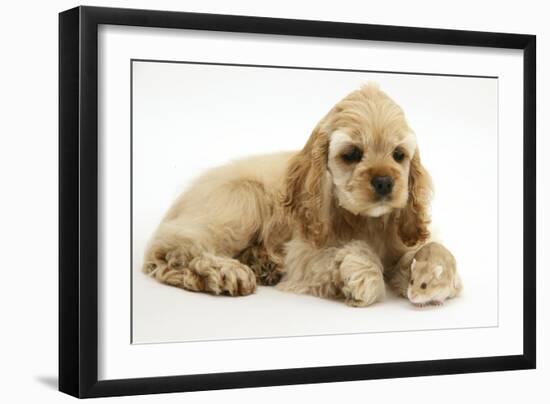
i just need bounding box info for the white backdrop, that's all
[0,1,547,403]
[132,60,498,344]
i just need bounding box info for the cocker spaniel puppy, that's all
[142,83,454,307]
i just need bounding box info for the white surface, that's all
[134,280,489,342]
[0,1,548,403]
[131,61,499,344]
[98,22,523,380]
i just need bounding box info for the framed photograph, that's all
[59,6,536,398]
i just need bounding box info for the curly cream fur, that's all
[143,83,442,306]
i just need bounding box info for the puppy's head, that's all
[283,84,432,247]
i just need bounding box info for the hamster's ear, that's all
[411,258,417,271]
[434,265,443,279]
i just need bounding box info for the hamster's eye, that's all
[420,282,427,289]
[393,148,405,162]
[341,146,363,163]
[410,279,414,285]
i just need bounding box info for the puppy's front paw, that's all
[339,254,385,307]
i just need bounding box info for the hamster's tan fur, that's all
[407,242,462,306]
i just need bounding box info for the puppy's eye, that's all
[392,148,405,162]
[420,282,427,289]
[341,146,363,163]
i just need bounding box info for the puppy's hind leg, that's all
[142,192,265,296]
[143,238,257,296]
[143,177,273,296]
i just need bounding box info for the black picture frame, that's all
[59,5,536,398]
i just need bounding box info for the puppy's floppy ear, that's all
[281,122,330,247]
[397,149,433,247]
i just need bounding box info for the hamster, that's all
[407,242,462,307]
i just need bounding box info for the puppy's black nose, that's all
[371,176,394,196]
